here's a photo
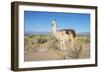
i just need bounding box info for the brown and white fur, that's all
[52,19,76,50]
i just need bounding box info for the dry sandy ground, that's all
[24,43,90,61]
[24,35,90,61]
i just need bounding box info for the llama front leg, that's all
[62,41,66,50]
[59,41,63,50]
[59,41,66,50]
[64,41,66,50]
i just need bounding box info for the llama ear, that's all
[52,19,56,22]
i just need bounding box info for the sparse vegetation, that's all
[24,34,90,61]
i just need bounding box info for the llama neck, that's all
[52,24,57,35]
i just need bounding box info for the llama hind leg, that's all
[70,38,75,49]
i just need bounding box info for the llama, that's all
[52,19,76,50]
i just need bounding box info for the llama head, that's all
[52,19,56,26]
